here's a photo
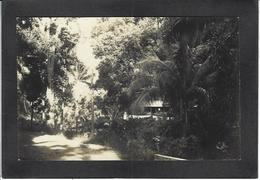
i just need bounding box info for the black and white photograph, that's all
[17,17,240,161]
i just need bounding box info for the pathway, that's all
[18,131,122,161]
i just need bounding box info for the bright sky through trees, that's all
[44,18,103,101]
[74,18,100,75]
[17,17,240,161]
[72,18,100,100]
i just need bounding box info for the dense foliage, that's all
[17,17,240,160]
[17,18,92,134]
[92,17,239,159]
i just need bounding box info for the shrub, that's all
[126,139,155,160]
[160,135,201,159]
[63,130,76,139]
[92,117,203,160]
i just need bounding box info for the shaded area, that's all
[16,17,240,160]
[18,130,122,161]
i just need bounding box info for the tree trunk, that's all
[180,98,188,137]
[30,102,34,129]
[60,103,64,131]
[74,102,78,134]
[42,111,47,126]
[54,118,57,130]
[183,102,188,137]
[180,98,185,137]
[179,98,183,122]
[41,112,43,122]
[91,98,95,135]
[75,119,78,134]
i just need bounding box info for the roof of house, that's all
[144,100,170,108]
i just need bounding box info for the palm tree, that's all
[72,62,92,86]
[71,61,92,133]
[128,17,218,137]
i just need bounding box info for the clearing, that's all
[18,130,122,161]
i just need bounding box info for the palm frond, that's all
[191,54,216,86]
[135,86,161,105]
[187,86,209,105]
[130,86,161,114]
[138,55,176,75]
[78,73,91,82]
[82,81,92,86]
[158,70,178,90]
[192,43,211,64]
[204,70,219,87]
[127,74,154,96]
[71,61,91,85]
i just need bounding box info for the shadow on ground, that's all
[18,130,122,161]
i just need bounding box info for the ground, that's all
[18,130,122,161]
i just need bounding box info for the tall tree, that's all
[70,61,91,133]
[92,17,161,121]
[129,17,239,158]
[17,18,49,128]
[17,17,80,131]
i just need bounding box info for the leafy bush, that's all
[63,130,76,139]
[18,116,55,134]
[160,135,201,159]
[126,139,155,160]
[92,117,203,160]
[91,117,158,159]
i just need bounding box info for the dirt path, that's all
[18,131,122,161]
